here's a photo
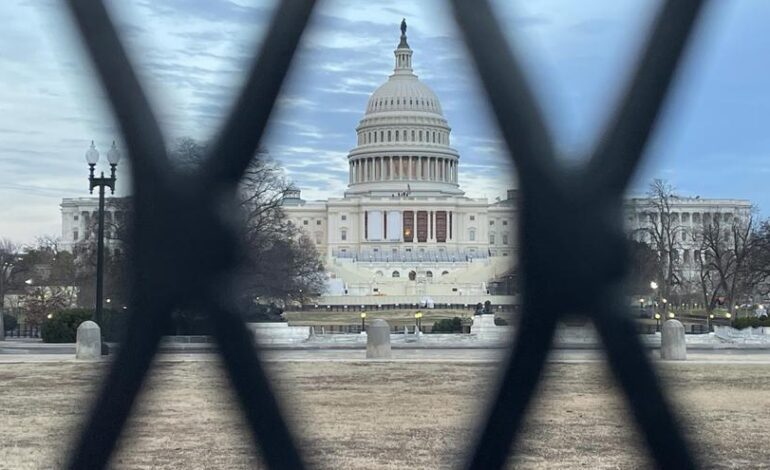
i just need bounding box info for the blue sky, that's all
[1,0,769,243]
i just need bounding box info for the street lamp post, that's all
[654,313,661,332]
[360,312,366,332]
[85,140,121,355]
[650,281,659,316]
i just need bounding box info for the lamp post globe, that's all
[106,141,122,165]
[85,141,100,165]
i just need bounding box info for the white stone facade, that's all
[60,197,127,254]
[625,196,752,271]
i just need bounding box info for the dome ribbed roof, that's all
[366,76,443,115]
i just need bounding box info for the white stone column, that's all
[408,156,413,180]
[390,156,395,180]
[380,157,385,181]
[431,210,436,241]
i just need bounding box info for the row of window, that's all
[634,228,733,243]
[359,128,447,145]
[468,215,511,227]
[466,229,510,244]
[369,96,438,111]
[385,270,449,279]
[634,211,737,224]
[342,227,511,244]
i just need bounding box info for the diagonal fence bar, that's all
[451,0,709,468]
[64,1,316,468]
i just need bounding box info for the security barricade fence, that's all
[53,0,708,469]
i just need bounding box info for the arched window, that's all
[426,271,433,279]
[469,229,476,241]
[502,234,509,245]
[392,271,400,278]
[411,130,415,141]
[388,130,391,142]
[340,229,347,241]
[419,130,423,141]
[408,271,417,281]
[395,130,399,141]
[489,233,495,244]
[380,131,384,141]
[375,271,384,277]
[441,270,449,276]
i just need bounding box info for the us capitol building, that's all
[60,21,752,304]
[281,21,518,299]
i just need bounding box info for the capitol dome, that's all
[346,20,463,197]
[365,75,443,116]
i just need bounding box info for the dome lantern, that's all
[394,18,413,74]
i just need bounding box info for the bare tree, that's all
[639,179,686,303]
[172,138,325,305]
[693,209,763,313]
[23,286,73,326]
[0,239,22,310]
[0,239,24,338]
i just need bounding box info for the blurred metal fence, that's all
[62,0,706,468]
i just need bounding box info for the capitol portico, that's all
[282,20,518,300]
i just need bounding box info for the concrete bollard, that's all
[661,319,686,361]
[366,319,391,359]
[76,321,102,360]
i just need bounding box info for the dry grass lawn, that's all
[1,359,769,469]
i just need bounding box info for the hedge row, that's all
[41,308,129,343]
[731,316,770,330]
